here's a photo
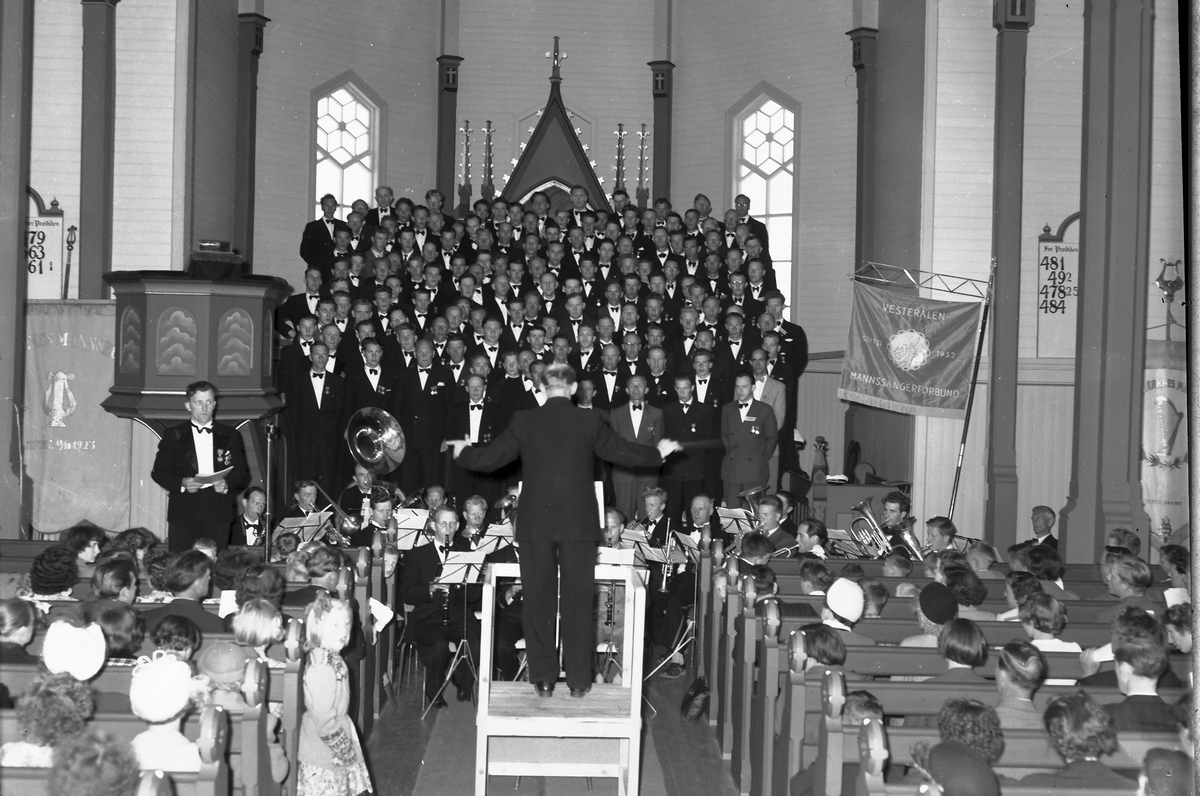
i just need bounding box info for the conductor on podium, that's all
[450,363,682,697]
[151,381,249,552]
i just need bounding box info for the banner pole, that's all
[947,262,996,520]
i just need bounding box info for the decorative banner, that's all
[23,302,131,533]
[838,282,984,419]
[1141,340,1190,550]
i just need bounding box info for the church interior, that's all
[0,0,1193,794]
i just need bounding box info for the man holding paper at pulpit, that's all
[151,381,248,552]
[449,363,682,698]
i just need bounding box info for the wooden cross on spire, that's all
[546,36,566,82]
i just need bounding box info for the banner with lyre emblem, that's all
[23,301,132,533]
[1141,340,1190,548]
[838,282,984,419]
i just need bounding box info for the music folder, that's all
[436,551,486,585]
[597,547,637,566]
[192,466,234,487]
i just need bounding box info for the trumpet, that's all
[659,531,676,594]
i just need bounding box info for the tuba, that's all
[492,493,518,525]
[346,407,406,475]
[848,497,893,559]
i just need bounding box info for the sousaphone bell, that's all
[345,407,406,475]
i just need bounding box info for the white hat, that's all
[130,652,195,724]
[825,578,865,624]
[42,621,107,681]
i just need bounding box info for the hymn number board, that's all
[26,188,66,300]
[1036,213,1080,358]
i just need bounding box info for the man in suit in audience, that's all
[720,372,777,507]
[609,376,664,521]
[400,506,480,706]
[1013,505,1059,551]
[150,381,249,551]
[300,193,349,277]
[141,550,227,634]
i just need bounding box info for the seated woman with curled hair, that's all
[1020,691,1135,787]
[930,618,989,684]
[1019,592,1081,665]
[906,698,1004,795]
[0,671,95,766]
[48,730,141,796]
[790,623,849,681]
[996,569,1043,621]
[0,597,40,666]
[992,641,1047,731]
[83,602,146,659]
[943,566,995,622]
[21,545,79,601]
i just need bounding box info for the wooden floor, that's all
[365,671,736,796]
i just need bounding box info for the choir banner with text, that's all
[838,283,984,419]
[23,302,131,533]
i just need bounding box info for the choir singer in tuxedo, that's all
[151,381,249,552]
[448,363,681,697]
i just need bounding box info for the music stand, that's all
[421,552,485,719]
[643,532,697,681]
[276,511,332,544]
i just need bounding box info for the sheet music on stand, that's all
[636,543,686,566]
[394,526,430,551]
[277,511,332,543]
[825,528,871,559]
[474,523,514,556]
[672,531,701,564]
[716,507,756,536]
[435,552,486,585]
[395,508,430,529]
[597,547,637,566]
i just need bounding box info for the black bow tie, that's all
[681,403,691,410]
[438,544,448,556]
[313,372,324,379]
[419,367,430,373]
[604,371,617,377]
[300,339,312,347]
[739,402,749,409]
[697,379,707,384]
[307,293,319,300]
[193,425,211,434]
[368,368,378,375]
[685,334,695,340]
[470,404,482,411]
[487,346,497,352]
[631,403,643,411]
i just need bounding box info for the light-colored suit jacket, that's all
[720,398,778,484]
[609,402,663,481]
[754,375,786,432]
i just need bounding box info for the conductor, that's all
[448,363,681,697]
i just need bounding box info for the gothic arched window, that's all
[312,74,386,218]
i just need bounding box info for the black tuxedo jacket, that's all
[284,368,347,440]
[344,363,403,417]
[300,218,349,274]
[396,364,454,449]
[151,422,249,526]
[445,400,504,447]
[400,538,472,626]
[458,397,662,543]
[592,369,629,411]
[660,401,717,482]
[693,376,732,414]
[568,348,603,379]
[363,206,397,229]
[275,292,325,337]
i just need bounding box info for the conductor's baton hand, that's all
[446,439,471,459]
[656,438,683,458]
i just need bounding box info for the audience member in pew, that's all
[1139,748,1193,796]
[993,641,1048,731]
[1107,527,1141,557]
[149,616,201,662]
[233,564,286,613]
[1170,692,1191,753]
[231,598,287,669]
[211,546,257,594]
[937,698,1005,765]
[1162,603,1190,655]
[929,619,989,684]
[85,603,145,660]
[1105,631,1177,733]
[923,550,968,584]
[1096,555,1164,623]
[943,566,995,622]
[1019,592,1081,655]
[141,550,227,635]
[1020,692,1135,787]
[858,578,888,618]
[790,690,883,796]
[901,582,957,647]
[797,560,833,595]
[996,570,1043,621]
[138,550,173,603]
[48,730,141,796]
[196,640,255,710]
[285,551,311,583]
[966,541,1003,580]
[21,545,80,601]
[191,537,218,561]
[89,559,139,606]
[61,524,106,581]
[107,528,157,575]
[881,549,913,580]
[909,736,1001,796]
[41,619,123,713]
[840,563,865,580]
[270,532,301,563]
[129,653,203,773]
[1027,544,1080,601]
[0,671,95,766]
[820,578,875,646]
[0,597,40,665]
[299,594,373,796]
[791,623,848,681]
[1006,544,1031,572]
[738,532,775,566]
[1080,606,1183,689]
[1158,544,1189,603]
[924,516,957,554]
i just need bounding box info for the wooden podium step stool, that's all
[475,562,647,796]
